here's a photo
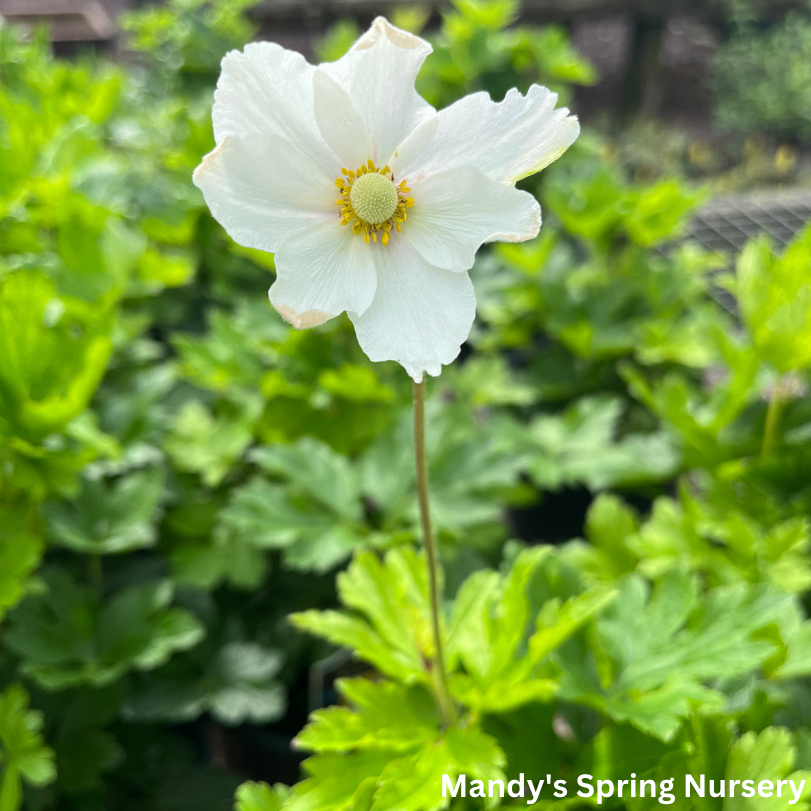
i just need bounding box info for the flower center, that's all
[334,159,414,245]
[349,172,399,225]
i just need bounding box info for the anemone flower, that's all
[193,17,579,382]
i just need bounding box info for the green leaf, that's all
[173,300,287,396]
[360,405,523,537]
[292,610,422,686]
[0,505,44,621]
[56,727,122,794]
[544,164,630,243]
[135,247,196,292]
[252,438,362,521]
[45,684,126,793]
[124,641,286,726]
[0,685,56,811]
[625,180,706,247]
[45,466,165,554]
[447,546,614,713]
[371,728,505,811]
[295,546,615,717]
[284,752,392,811]
[447,547,547,684]
[514,396,680,491]
[530,587,619,665]
[442,356,537,407]
[771,602,811,681]
[604,677,722,743]
[292,548,432,686]
[560,572,791,741]
[294,679,439,754]
[172,530,270,592]
[289,726,504,811]
[628,489,811,593]
[207,643,285,725]
[5,571,205,689]
[618,579,784,690]
[235,782,288,811]
[164,399,260,487]
[0,270,113,438]
[621,326,760,469]
[737,230,811,373]
[725,728,811,811]
[317,364,396,404]
[561,494,640,583]
[216,475,367,574]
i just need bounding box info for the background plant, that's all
[0,1,809,810]
[712,11,811,145]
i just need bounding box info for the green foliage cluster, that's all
[0,1,809,810]
[712,12,811,144]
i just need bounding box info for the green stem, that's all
[762,376,785,457]
[413,379,457,727]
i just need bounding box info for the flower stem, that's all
[413,379,457,727]
[762,376,785,457]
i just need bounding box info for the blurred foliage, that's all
[0,1,809,810]
[713,11,811,144]
[606,120,809,194]
[122,0,258,78]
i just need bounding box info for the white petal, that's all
[319,17,435,167]
[193,135,335,254]
[213,42,339,178]
[404,166,541,272]
[270,219,377,329]
[312,70,371,174]
[349,237,476,382]
[394,85,579,185]
[388,112,437,171]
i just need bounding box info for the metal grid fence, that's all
[664,188,811,314]
[688,189,811,256]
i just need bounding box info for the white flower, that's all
[193,17,579,382]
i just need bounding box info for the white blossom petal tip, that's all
[354,16,433,53]
[272,304,334,330]
[318,16,434,168]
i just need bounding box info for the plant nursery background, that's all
[1,0,811,809]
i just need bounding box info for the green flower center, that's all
[349,172,400,226]
[334,160,413,244]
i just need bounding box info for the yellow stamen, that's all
[333,158,415,247]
